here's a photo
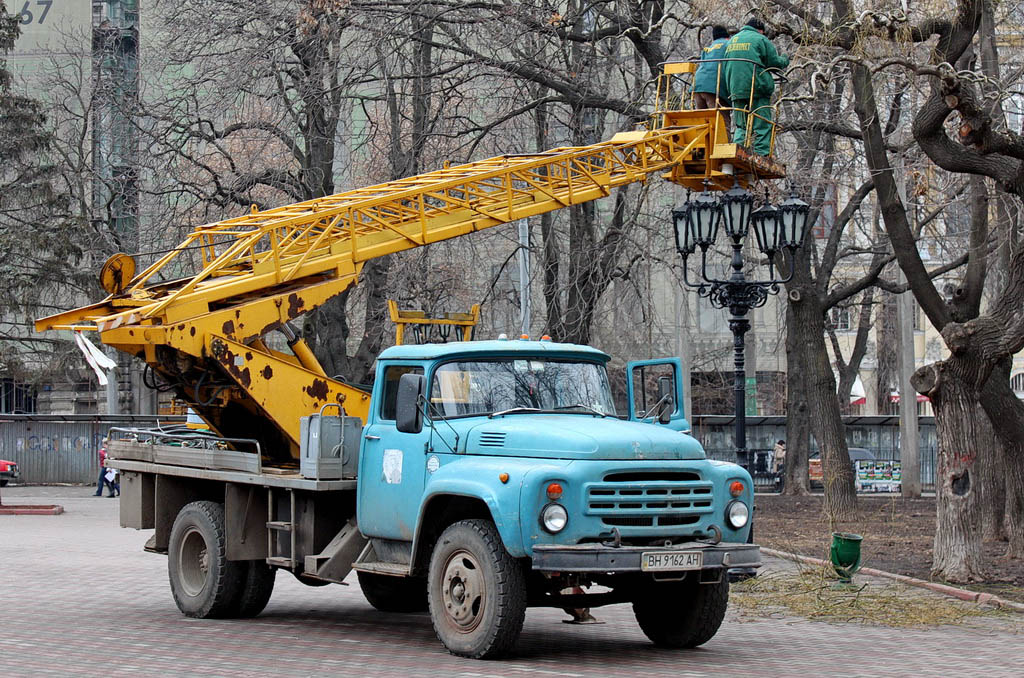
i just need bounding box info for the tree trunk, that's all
[790,287,857,519]
[913,362,985,581]
[978,370,1024,557]
[973,400,1005,542]
[1002,441,1024,558]
[783,300,811,495]
[809,342,857,521]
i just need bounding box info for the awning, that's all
[890,391,929,403]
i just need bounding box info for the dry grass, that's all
[730,565,1020,631]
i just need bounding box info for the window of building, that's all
[1012,373,1024,397]
[828,307,851,331]
[1,378,37,414]
[697,295,728,333]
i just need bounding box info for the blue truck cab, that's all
[354,338,760,657]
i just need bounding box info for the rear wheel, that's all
[427,519,527,658]
[633,576,729,648]
[168,501,245,618]
[358,572,428,612]
[233,561,276,617]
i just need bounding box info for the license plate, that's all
[640,550,703,572]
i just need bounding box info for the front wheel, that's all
[427,519,527,659]
[167,500,245,618]
[633,576,729,648]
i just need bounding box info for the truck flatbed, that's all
[108,439,356,491]
[110,458,357,491]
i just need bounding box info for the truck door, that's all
[357,364,430,541]
[626,358,689,432]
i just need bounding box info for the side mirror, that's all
[657,376,674,424]
[396,373,426,434]
[657,396,674,425]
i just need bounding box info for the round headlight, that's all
[540,503,568,533]
[726,500,749,529]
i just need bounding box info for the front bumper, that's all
[531,541,761,573]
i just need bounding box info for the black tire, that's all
[427,519,527,659]
[233,561,276,617]
[633,577,729,648]
[0,479,8,487]
[167,500,245,619]
[358,572,428,613]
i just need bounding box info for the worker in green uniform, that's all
[724,17,789,156]
[692,25,732,128]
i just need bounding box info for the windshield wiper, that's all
[489,404,610,418]
[552,404,609,417]
[489,407,543,418]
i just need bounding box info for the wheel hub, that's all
[440,550,484,632]
[179,526,211,597]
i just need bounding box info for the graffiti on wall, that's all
[8,433,103,456]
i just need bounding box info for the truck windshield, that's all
[429,359,617,419]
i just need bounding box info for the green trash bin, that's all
[830,532,863,585]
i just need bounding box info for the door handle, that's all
[364,435,381,441]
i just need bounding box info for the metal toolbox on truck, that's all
[300,404,362,480]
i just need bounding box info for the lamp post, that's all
[673,182,808,474]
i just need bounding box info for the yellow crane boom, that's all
[36,72,785,462]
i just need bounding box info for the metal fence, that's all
[693,414,937,492]
[0,414,185,484]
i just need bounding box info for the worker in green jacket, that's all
[724,17,789,156]
[692,25,732,128]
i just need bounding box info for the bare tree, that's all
[771,0,1024,579]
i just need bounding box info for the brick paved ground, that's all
[1,486,1020,677]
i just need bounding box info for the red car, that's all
[0,459,20,487]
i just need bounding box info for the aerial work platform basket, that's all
[651,60,786,190]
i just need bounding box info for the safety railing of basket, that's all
[652,58,787,156]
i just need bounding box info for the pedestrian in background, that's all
[692,25,732,127]
[724,17,789,156]
[772,439,786,474]
[94,437,116,497]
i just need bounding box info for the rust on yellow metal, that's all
[206,334,370,448]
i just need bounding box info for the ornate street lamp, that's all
[689,184,721,248]
[777,190,810,248]
[721,182,754,241]
[675,183,809,474]
[672,203,695,255]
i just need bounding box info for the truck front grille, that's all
[585,472,713,529]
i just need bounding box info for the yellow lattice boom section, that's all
[38,126,711,348]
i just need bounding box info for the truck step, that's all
[266,556,294,568]
[266,521,293,531]
[351,561,411,576]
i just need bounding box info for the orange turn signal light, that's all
[729,481,745,497]
[546,482,563,500]
[520,333,530,340]
[499,473,509,484]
